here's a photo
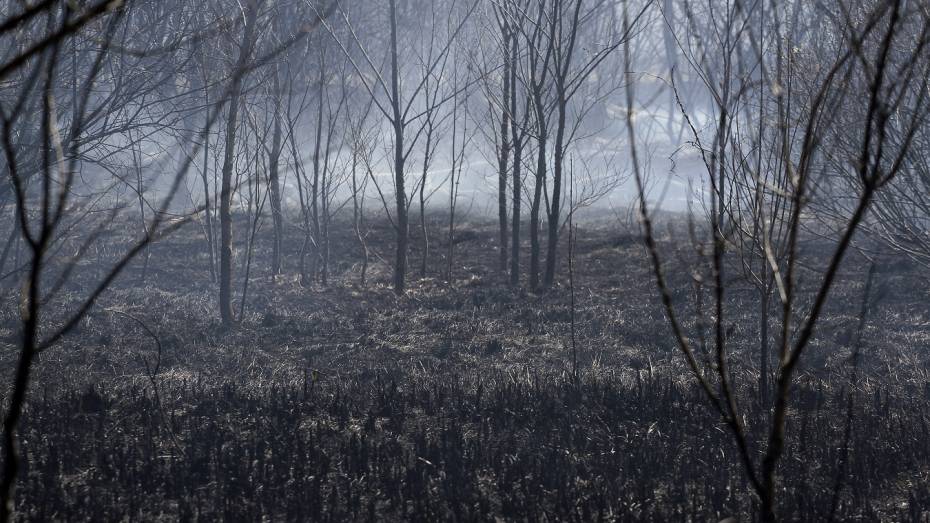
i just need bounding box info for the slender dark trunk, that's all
[393,119,408,294]
[530,92,546,292]
[389,0,407,295]
[544,90,567,287]
[219,2,258,326]
[310,51,325,284]
[268,74,284,276]
[447,94,463,282]
[497,29,511,273]
[219,105,239,326]
[0,246,42,523]
[200,91,216,282]
[291,117,313,287]
[447,165,455,283]
[510,137,522,286]
[351,148,369,285]
[199,55,219,281]
[239,152,263,320]
[509,35,522,287]
[419,122,432,277]
[320,163,330,285]
[760,279,771,406]
[133,135,150,284]
[319,145,329,286]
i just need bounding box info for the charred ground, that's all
[2,212,930,521]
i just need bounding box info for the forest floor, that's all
[2,210,930,521]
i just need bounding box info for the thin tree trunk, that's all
[219,111,239,325]
[0,251,41,523]
[200,92,217,282]
[510,138,522,286]
[219,2,258,326]
[497,27,511,274]
[131,130,150,284]
[389,0,407,295]
[351,148,369,285]
[509,33,522,287]
[760,280,771,406]
[544,91,567,287]
[447,90,463,281]
[320,158,330,286]
[290,116,313,287]
[268,72,284,276]
[447,170,460,282]
[419,121,433,277]
[393,120,408,294]
[310,50,325,284]
[239,150,264,320]
[530,91,546,292]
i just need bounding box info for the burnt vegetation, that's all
[5,218,930,521]
[3,0,930,521]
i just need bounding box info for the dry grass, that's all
[2,210,930,520]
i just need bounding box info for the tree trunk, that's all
[351,148,369,286]
[239,151,263,320]
[529,92,546,292]
[419,122,433,277]
[447,90,464,282]
[497,28,511,274]
[310,50,325,284]
[290,115,313,287]
[0,253,41,523]
[219,2,258,326]
[321,159,330,285]
[200,94,216,282]
[544,92,567,287]
[389,0,407,295]
[393,119,408,294]
[760,280,771,406]
[509,35,521,287]
[510,139,522,286]
[219,107,238,325]
[129,128,150,284]
[268,72,284,276]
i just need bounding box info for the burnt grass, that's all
[3,210,930,521]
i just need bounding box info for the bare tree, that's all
[0,1,223,516]
[346,96,377,285]
[0,3,334,517]
[628,1,930,521]
[446,59,473,281]
[319,0,479,294]
[541,0,646,288]
[471,0,532,285]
